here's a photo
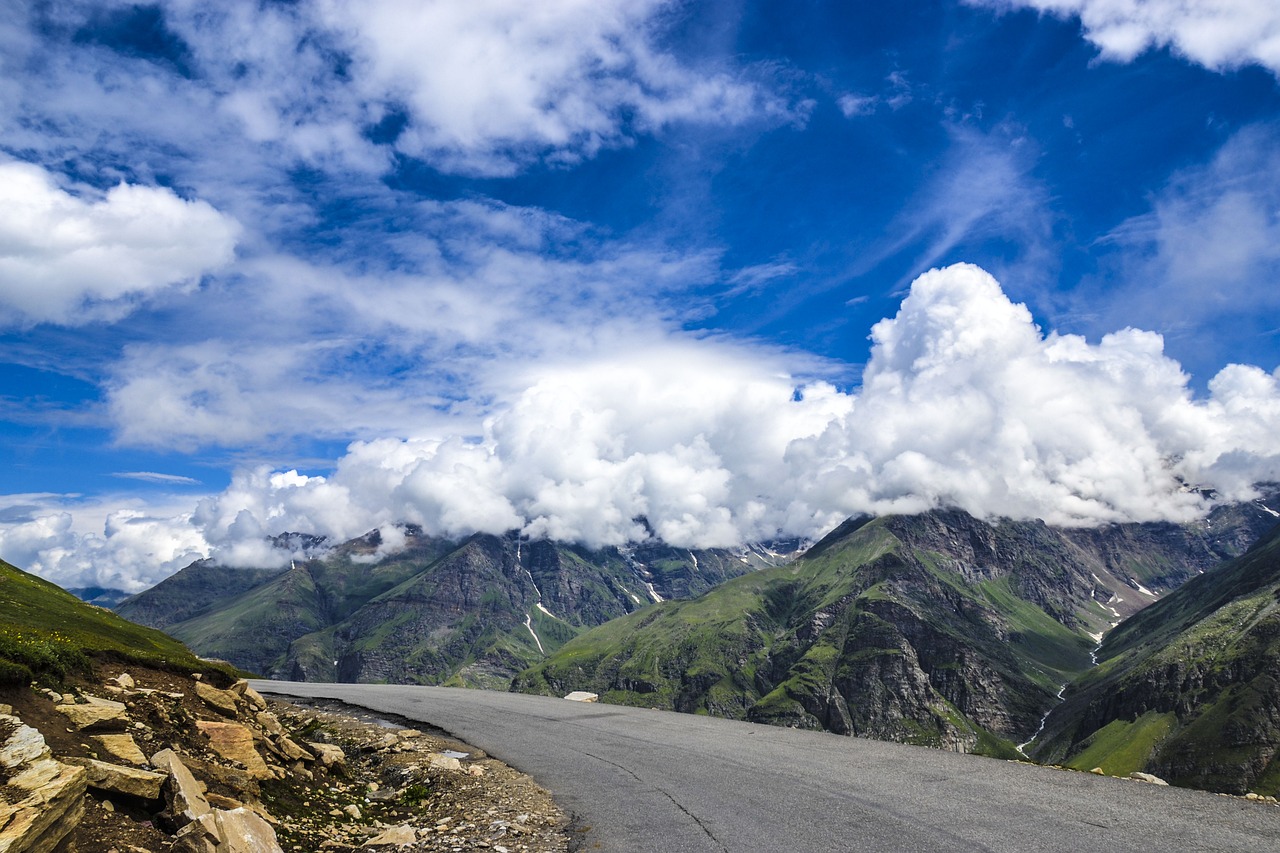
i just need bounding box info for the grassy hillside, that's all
[0,557,228,686]
[1031,523,1280,794]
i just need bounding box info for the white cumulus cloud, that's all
[971,0,1280,76]
[7,263,1280,588]
[0,160,239,326]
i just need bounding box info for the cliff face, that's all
[514,500,1280,756]
[1031,523,1280,795]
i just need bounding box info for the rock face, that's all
[120,524,803,688]
[1032,520,1280,795]
[0,714,88,853]
[516,499,1280,755]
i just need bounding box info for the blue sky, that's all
[2,0,1280,590]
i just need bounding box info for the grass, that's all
[1065,711,1175,776]
[0,558,232,686]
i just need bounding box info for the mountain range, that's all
[116,526,804,688]
[513,496,1280,756]
[111,487,1280,794]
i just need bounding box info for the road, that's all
[253,681,1280,852]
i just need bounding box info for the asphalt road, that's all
[253,681,1280,852]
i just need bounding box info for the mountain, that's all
[68,586,132,607]
[0,557,224,686]
[117,525,804,687]
[513,497,1280,755]
[1028,521,1280,794]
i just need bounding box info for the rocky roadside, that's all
[0,664,571,852]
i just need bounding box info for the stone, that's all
[363,825,419,847]
[242,686,268,711]
[213,807,284,853]
[195,681,240,717]
[274,736,313,762]
[1129,772,1169,786]
[197,721,272,779]
[307,742,348,768]
[56,697,128,731]
[113,673,136,689]
[0,703,11,715]
[427,753,463,772]
[94,733,149,765]
[1090,767,1105,775]
[0,717,88,853]
[173,811,221,853]
[255,712,284,736]
[64,757,166,799]
[564,691,599,703]
[151,748,212,828]
[229,680,249,696]
[344,804,362,819]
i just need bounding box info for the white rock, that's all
[564,691,599,703]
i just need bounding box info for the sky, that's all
[3,0,1280,592]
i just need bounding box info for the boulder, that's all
[307,742,345,768]
[1129,772,1170,786]
[94,733,149,765]
[242,686,268,711]
[363,825,419,847]
[112,672,136,689]
[427,753,463,772]
[274,736,313,762]
[174,807,284,853]
[195,682,240,717]
[255,712,284,736]
[151,748,212,828]
[197,721,272,779]
[64,756,165,799]
[55,696,128,731]
[0,715,88,853]
[564,691,599,703]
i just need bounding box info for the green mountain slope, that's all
[514,504,1278,754]
[1030,521,1280,794]
[121,525,799,685]
[0,558,220,685]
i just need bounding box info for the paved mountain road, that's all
[253,682,1280,852]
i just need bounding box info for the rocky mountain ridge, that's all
[514,492,1280,758]
[1027,520,1280,794]
[117,527,806,688]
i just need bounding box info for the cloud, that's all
[112,472,202,485]
[970,0,1280,76]
[141,0,793,178]
[11,262,1273,591]
[1076,123,1280,338]
[0,160,239,326]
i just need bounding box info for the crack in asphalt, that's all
[582,749,730,853]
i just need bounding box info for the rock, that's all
[64,756,166,799]
[174,807,281,853]
[242,686,268,711]
[197,721,272,779]
[195,681,240,717]
[427,753,463,772]
[1129,772,1169,786]
[397,729,423,738]
[274,736,313,762]
[94,733,149,765]
[307,742,345,768]
[56,697,128,731]
[344,804,362,819]
[1090,767,1105,775]
[0,716,88,853]
[363,825,419,847]
[0,703,12,715]
[467,764,486,777]
[229,679,249,696]
[564,691,599,703]
[255,711,284,736]
[112,673,136,689]
[151,748,212,828]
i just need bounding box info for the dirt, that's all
[1,664,572,853]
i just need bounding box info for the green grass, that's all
[1065,711,1176,776]
[0,558,231,685]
